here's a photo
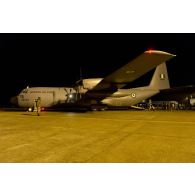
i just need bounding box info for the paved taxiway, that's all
[0,110,195,162]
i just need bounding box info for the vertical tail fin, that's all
[149,62,170,90]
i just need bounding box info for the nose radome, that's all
[10,96,18,106]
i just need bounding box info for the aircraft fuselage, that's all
[12,86,159,109]
[14,87,76,108]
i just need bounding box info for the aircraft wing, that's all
[79,50,176,103]
[92,50,175,90]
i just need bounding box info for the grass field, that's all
[0,110,195,162]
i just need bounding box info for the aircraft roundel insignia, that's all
[131,92,136,98]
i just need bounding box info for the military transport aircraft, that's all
[10,50,176,110]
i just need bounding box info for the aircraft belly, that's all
[102,89,159,106]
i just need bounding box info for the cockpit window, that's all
[22,89,28,93]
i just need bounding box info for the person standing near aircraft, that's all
[33,99,37,112]
[33,97,41,116]
[36,97,41,116]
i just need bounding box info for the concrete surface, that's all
[0,110,195,162]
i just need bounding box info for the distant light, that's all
[41,107,45,111]
[148,50,153,54]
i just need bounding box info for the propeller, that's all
[74,67,84,100]
[64,88,73,102]
[64,67,84,103]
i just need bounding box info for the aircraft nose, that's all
[10,96,18,106]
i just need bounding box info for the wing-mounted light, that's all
[147,49,153,54]
[145,50,176,57]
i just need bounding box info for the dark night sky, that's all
[0,33,195,106]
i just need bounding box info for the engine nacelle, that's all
[82,78,103,90]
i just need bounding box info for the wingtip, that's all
[145,50,176,57]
